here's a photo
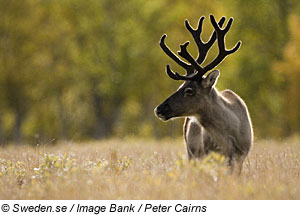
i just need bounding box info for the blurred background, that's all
[0,0,300,144]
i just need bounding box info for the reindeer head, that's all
[154,15,241,121]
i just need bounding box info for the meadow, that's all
[0,138,300,199]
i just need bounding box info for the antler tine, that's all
[185,17,205,46]
[166,65,198,81]
[204,17,226,57]
[159,34,194,74]
[185,16,226,65]
[166,65,181,80]
[177,41,204,75]
[203,15,241,72]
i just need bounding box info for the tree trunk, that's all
[13,112,23,144]
[92,93,107,139]
[0,115,3,146]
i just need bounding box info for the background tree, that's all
[274,14,300,135]
[0,0,300,144]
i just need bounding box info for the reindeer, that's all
[154,15,253,174]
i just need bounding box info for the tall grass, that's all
[0,139,299,199]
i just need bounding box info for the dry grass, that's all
[0,138,300,199]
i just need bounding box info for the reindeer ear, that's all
[202,70,220,88]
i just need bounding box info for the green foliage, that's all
[170,152,228,181]
[0,0,300,143]
[274,14,300,135]
[0,150,132,189]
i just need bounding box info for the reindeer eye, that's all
[184,88,194,97]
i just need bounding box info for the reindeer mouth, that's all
[156,113,170,121]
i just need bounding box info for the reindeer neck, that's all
[195,88,228,131]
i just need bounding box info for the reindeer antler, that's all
[160,15,241,81]
[185,16,225,65]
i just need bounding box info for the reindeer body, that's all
[154,15,253,173]
[183,88,252,171]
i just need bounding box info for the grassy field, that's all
[0,138,300,199]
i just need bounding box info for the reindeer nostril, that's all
[155,106,163,115]
[154,106,160,114]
